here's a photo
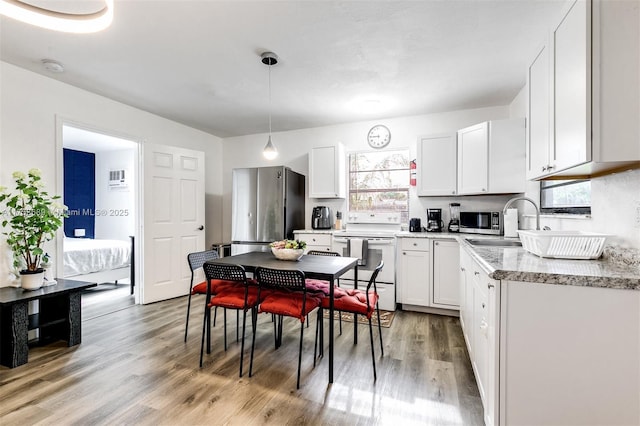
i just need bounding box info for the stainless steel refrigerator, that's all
[231,166,305,255]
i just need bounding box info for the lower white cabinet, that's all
[397,237,459,312]
[459,248,499,426]
[293,232,332,254]
[459,245,640,425]
[432,239,460,308]
[397,238,430,306]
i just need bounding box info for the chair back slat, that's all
[187,249,219,273]
[366,261,385,308]
[203,263,247,284]
[306,250,340,257]
[255,267,306,292]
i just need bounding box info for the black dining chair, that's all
[200,263,260,376]
[249,267,322,389]
[186,250,241,342]
[319,260,385,380]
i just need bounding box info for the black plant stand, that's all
[0,278,96,368]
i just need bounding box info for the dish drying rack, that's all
[517,230,609,260]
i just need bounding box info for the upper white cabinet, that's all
[457,119,525,195]
[417,134,457,196]
[309,143,345,198]
[528,0,640,179]
[526,40,552,180]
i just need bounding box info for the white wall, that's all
[94,149,136,240]
[221,105,516,242]
[0,61,224,283]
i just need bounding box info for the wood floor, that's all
[0,295,484,425]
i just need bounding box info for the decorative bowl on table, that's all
[270,239,307,261]
[271,247,304,261]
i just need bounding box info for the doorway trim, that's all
[55,116,143,304]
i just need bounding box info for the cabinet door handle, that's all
[460,267,465,272]
[488,283,495,289]
[403,252,406,255]
[481,188,486,192]
[474,271,480,276]
[413,242,417,246]
[482,303,485,309]
[435,242,439,246]
[542,165,548,172]
[452,191,456,194]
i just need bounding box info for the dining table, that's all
[206,250,358,384]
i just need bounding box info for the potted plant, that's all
[0,169,66,290]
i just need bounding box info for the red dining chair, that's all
[320,260,385,380]
[249,267,322,389]
[199,263,259,376]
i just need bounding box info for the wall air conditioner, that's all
[108,169,128,189]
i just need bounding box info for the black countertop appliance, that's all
[409,218,422,232]
[312,206,333,229]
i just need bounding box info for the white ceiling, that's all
[63,124,136,152]
[1,0,565,138]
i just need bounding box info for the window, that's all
[348,150,410,222]
[540,179,591,214]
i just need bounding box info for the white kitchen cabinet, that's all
[397,237,459,313]
[396,238,430,306]
[460,242,639,425]
[293,231,332,254]
[457,119,525,195]
[526,39,552,180]
[309,143,345,198]
[431,239,459,308]
[416,134,457,196]
[527,0,640,179]
[459,246,500,426]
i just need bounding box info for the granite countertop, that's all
[293,229,336,234]
[395,231,458,239]
[396,231,640,290]
[459,238,640,291]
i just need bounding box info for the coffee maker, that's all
[448,203,460,232]
[426,208,443,232]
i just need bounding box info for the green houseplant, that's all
[0,169,66,289]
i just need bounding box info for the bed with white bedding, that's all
[63,237,133,286]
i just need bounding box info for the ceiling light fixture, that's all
[42,59,64,73]
[261,51,279,160]
[0,0,114,33]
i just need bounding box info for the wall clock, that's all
[367,125,391,149]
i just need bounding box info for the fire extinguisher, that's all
[410,159,417,186]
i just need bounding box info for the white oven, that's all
[331,212,400,311]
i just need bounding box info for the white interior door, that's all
[142,143,205,304]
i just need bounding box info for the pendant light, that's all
[0,0,114,33]
[261,52,279,160]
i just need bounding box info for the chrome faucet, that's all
[503,196,540,231]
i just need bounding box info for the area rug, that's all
[323,309,395,328]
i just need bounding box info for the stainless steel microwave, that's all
[459,211,502,235]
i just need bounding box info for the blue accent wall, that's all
[63,149,95,238]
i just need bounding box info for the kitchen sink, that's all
[466,239,522,247]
